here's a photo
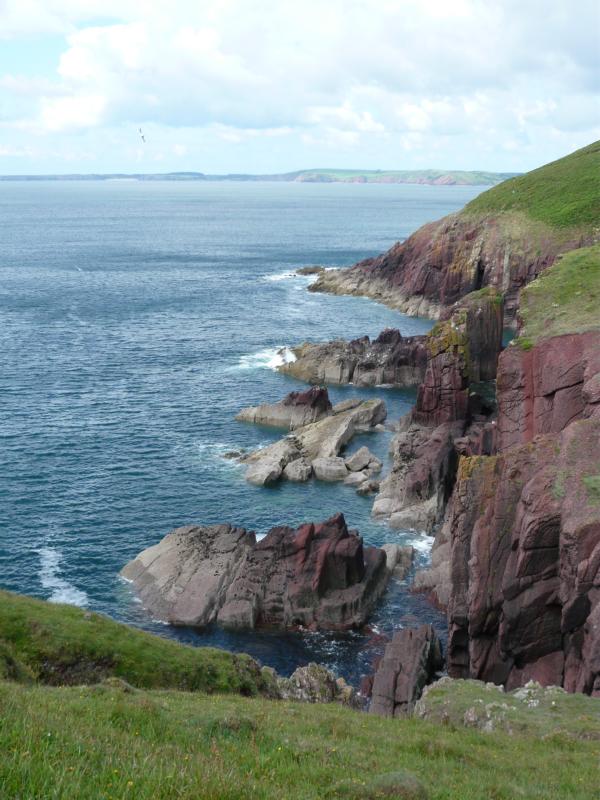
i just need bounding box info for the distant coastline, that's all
[0,168,518,186]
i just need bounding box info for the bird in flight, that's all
[139,128,146,143]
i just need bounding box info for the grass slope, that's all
[0,590,268,695]
[464,140,600,229]
[517,244,600,346]
[0,680,598,800]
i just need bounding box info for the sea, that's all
[0,179,484,684]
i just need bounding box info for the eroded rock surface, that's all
[372,289,503,531]
[122,513,388,632]
[309,210,592,323]
[236,387,332,430]
[369,625,444,717]
[278,328,428,387]
[241,398,386,486]
[446,417,600,695]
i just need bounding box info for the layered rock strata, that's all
[121,513,388,632]
[372,289,503,531]
[309,212,592,324]
[369,625,444,717]
[278,328,428,387]
[241,398,386,486]
[236,387,332,430]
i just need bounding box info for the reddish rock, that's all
[122,513,389,632]
[310,211,591,322]
[446,418,600,695]
[497,332,600,451]
[373,290,503,531]
[369,625,444,716]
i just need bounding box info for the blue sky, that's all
[0,0,598,174]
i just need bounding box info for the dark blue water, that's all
[0,180,482,684]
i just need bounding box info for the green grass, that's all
[516,245,600,345]
[0,680,598,800]
[0,590,270,695]
[464,140,600,228]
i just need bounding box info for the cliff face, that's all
[446,416,600,694]
[310,142,599,323]
[372,289,503,531]
[441,245,600,695]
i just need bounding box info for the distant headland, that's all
[0,168,518,186]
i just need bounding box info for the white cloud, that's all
[0,0,598,171]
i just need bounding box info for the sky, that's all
[0,0,599,175]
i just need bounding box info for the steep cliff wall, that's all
[310,142,599,323]
[443,245,600,694]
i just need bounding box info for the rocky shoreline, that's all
[122,144,600,708]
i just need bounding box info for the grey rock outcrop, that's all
[278,328,428,387]
[121,513,389,632]
[273,663,362,708]
[241,398,386,486]
[236,387,332,430]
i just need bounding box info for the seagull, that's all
[139,128,146,144]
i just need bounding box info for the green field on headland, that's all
[465,140,600,228]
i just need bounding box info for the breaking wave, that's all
[36,546,89,607]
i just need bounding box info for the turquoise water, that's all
[0,180,482,683]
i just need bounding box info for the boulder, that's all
[382,544,414,580]
[369,625,444,717]
[344,470,369,487]
[282,458,313,482]
[274,663,362,708]
[345,446,381,472]
[312,457,348,482]
[122,513,389,632]
[356,480,380,496]
[236,387,332,430]
[245,459,283,486]
[120,524,255,627]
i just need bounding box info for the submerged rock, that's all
[121,513,389,632]
[236,386,332,430]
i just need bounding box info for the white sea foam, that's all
[236,346,296,371]
[36,547,89,607]
[262,270,299,282]
[407,534,436,554]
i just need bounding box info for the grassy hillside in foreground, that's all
[0,680,598,800]
[0,590,269,695]
[517,244,600,347]
[464,140,600,229]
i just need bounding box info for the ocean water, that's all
[0,180,483,684]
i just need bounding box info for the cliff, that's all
[438,246,600,694]
[309,141,600,323]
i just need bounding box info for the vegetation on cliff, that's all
[0,590,269,695]
[464,141,600,229]
[517,244,600,346]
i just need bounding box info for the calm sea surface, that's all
[0,180,483,683]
